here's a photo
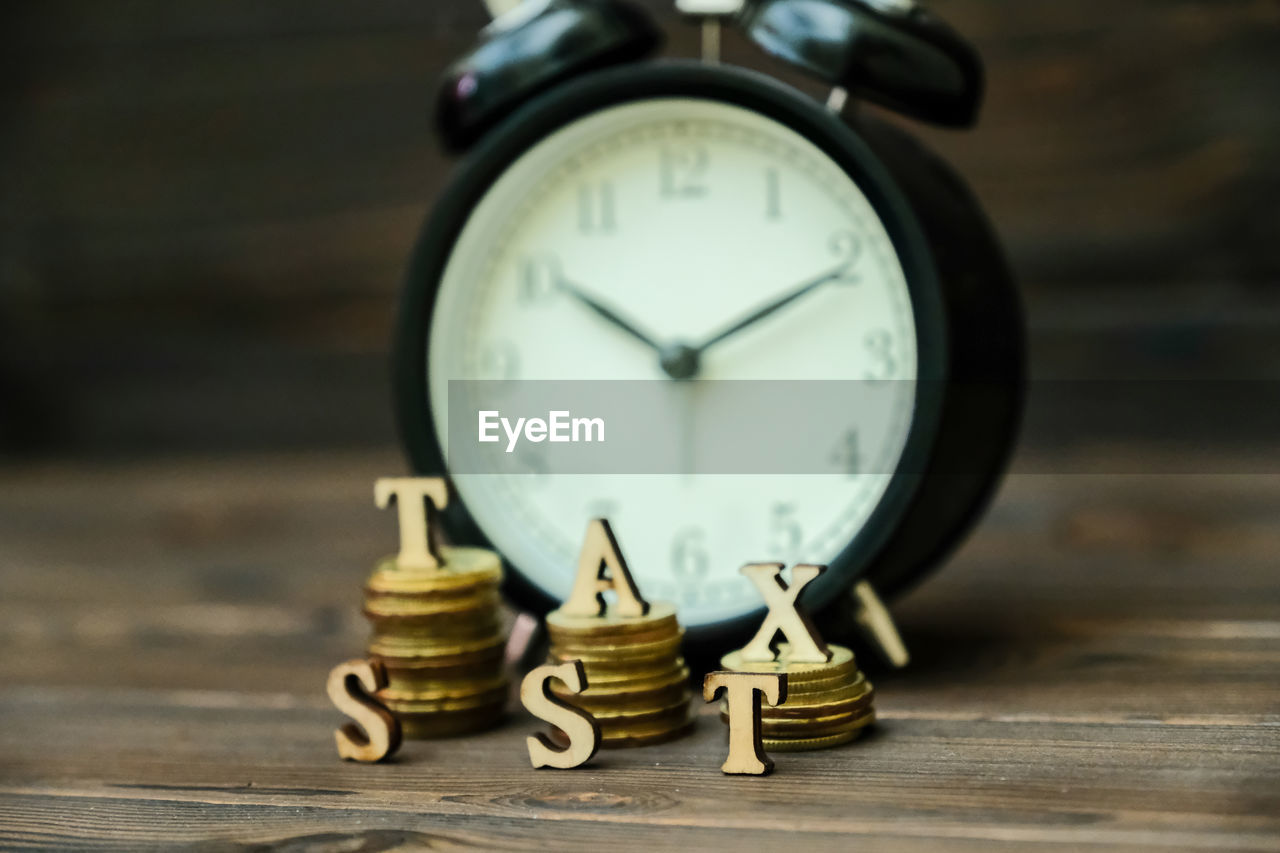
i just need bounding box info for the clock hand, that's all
[692,263,854,355]
[556,277,664,353]
[555,275,703,380]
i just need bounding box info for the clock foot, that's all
[506,611,548,673]
[850,581,910,669]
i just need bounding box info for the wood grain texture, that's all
[0,450,1277,849]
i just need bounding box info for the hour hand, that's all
[557,277,664,353]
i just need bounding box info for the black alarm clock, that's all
[394,0,1023,659]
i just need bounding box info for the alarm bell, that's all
[436,0,662,151]
[738,0,984,126]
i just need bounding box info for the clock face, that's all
[426,97,918,629]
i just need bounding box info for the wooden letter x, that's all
[559,518,650,618]
[739,563,832,663]
[704,671,787,775]
[374,477,448,570]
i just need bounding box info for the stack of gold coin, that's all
[718,643,874,751]
[363,548,507,738]
[545,601,693,748]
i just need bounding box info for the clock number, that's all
[577,182,616,234]
[519,256,561,305]
[829,231,862,282]
[864,329,897,379]
[478,340,520,380]
[659,144,708,198]
[832,427,862,476]
[765,168,781,220]
[768,503,802,561]
[671,527,709,580]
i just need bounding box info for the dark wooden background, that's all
[2,0,1278,455]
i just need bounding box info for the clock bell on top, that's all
[436,0,662,152]
[738,0,983,126]
[435,0,985,154]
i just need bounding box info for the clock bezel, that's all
[394,60,949,650]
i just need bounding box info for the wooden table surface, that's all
[2,448,1278,851]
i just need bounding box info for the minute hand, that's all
[692,264,851,355]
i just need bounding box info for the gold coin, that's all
[382,695,507,715]
[547,601,678,635]
[551,622,681,642]
[547,630,682,652]
[774,669,860,697]
[370,627,504,650]
[719,644,856,683]
[384,670,507,693]
[369,632,507,658]
[773,674,873,708]
[549,618,682,641]
[380,682,505,703]
[557,682,690,713]
[549,665,688,699]
[366,565,501,593]
[396,703,506,739]
[601,718,694,747]
[722,702,874,726]
[550,637,691,666]
[366,605,503,624]
[363,591,502,618]
[759,690,875,720]
[365,549,502,592]
[756,710,876,738]
[555,659,683,684]
[376,681,506,706]
[552,679,688,708]
[597,711,693,740]
[761,727,866,752]
[368,612,500,632]
[364,599,502,621]
[369,647,506,666]
[377,651,504,678]
[546,714,693,749]
[588,694,691,722]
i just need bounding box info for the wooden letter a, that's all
[560,519,650,618]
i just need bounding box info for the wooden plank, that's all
[0,453,1277,847]
[0,688,1276,851]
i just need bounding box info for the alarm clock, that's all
[394,0,1023,657]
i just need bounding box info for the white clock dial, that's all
[428,98,917,628]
